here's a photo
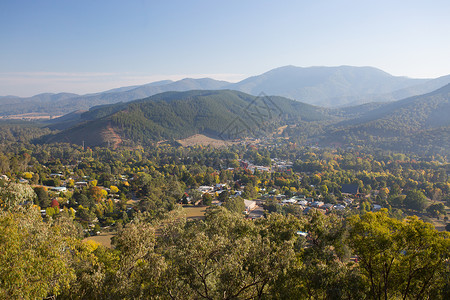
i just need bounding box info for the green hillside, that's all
[43,85,450,155]
[318,84,450,155]
[339,83,450,132]
[46,90,332,147]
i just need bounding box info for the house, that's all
[341,184,359,195]
[297,200,309,206]
[240,161,249,169]
[231,191,242,197]
[343,198,353,205]
[198,186,214,194]
[215,183,226,190]
[250,165,270,173]
[275,194,287,200]
[310,201,324,208]
[322,203,333,209]
[333,204,346,210]
[244,199,256,212]
[51,186,68,192]
[282,198,297,204]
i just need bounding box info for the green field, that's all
[183,205,208,220]
[84,232,117,249]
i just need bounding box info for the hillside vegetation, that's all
[311,84,450,155]
[41,84,450,157]
[46,90,332,147]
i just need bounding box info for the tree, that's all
[388,195,405,207]
[218,190,230,202]
[320,184,328,196]
[223,197,245,214]
[88,186,105,203]
[404,189,427,211]
[264,198,282,214]
[242,182,258,199]
[0,207,75,298]
[348,210,450,299]
[159,208,296,299]
[34,186,50,208]
[66,178,75,188]
[272,210,362,299]
[76,205,96,223]
[379,187,389,199]
[0,182,36,211]
[201,193,212,206]
[427,203,446,218]
[22,172,33,180]
[72,191,92,208]
[110,214,166,298]
[109,185,119,194]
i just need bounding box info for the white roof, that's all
[282,198,297,204]
[333,204,345,210]
[244,199,256,206]
[244,200,256,210]
[52,186,67,191]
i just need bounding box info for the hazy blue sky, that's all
[1,0,450,96]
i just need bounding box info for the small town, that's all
[1,1,450,299]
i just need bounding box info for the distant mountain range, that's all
[3,65,450,116]
[229,65,427,106]
[42,84,450,156]
[0,78,230,117]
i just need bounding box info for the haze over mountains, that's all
[3,64,450,155]
[229,65,429,106]
[3,65,450,117]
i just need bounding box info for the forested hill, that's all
[335,83,450,132]
[42,85,450,155]
[318,83,450,155]
[45,90,332,147]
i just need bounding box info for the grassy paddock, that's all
[84,232,117,249]
[183,205,208,220]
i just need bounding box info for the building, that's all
[282,198,297,204]
[244,199,257,212]
[51,186,68,192]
